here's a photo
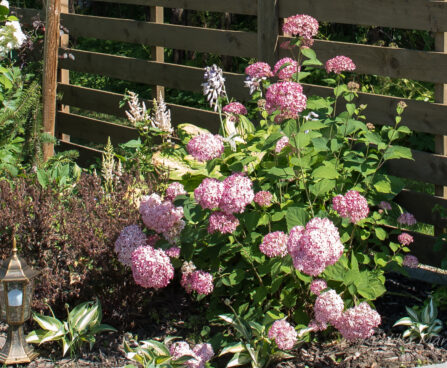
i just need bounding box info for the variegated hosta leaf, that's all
[226,352,251,367]
[220,342,245,356]
[33,313,63,332]
[405,306,419,321]
[393,317,413,327]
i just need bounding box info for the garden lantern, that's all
[0,237,39,364]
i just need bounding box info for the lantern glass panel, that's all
[23,280,34,320]
[6,281,24,324]
[0,282,5,320]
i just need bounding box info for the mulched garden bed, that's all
[6,272,447,367]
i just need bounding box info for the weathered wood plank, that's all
[150,5,165,99]
[394,189,447,226]
[280,37,447,84]
[56,111,139,145]
[257,0,278,65]
[279,0,447,32]
[92,0,257,15]
[58,48,249,100]
[60,13,257,58]
[57,83,221,132]
[57,140,103,166]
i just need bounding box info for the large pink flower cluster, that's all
[265,81,307,122]
[114,225,147,267]
[170,341,214,368]
[397,212,417,226]
[194,178,224,210]
[310,279,327,296]
[219,173,255,214]
[282,14,319,46]
[403,255,419,268]
[131,246,174,289]
[208,211,240,234]
[253,190,273,207]
[187,133,225,162]
[268,319,298,350]
[332,190,369,223]
[165,182,186,201]
[260,231,289,258]
[275,136,290,153]
[223,102,247,115]
[181,269,214,295]
[273,58,299,81]
[335,302,381,341]
[398,232,414,246]
[245,62,274,79]
[325,56,356,74]
[287,218,343,276]
[140,194,184,241]
[314,290,344,325]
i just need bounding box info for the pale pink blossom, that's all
[208,211,240,234]
[194,178,224,210]
[115,225,147,267]
[140,195,184,234]
[379,201,392,211]
[222,102,247,115]
[314,290,344,325]
[268,319,298,350]
[325,56,356,74]
[332,191,369,223]
[165,182,186,201]
[397,212,417,226]
[193,343,214,363]
[131,246,174,289]
[170,341,213,368]
[273,58,299,81]
[260,231,289,258]
[308,319,327,332]
[219,173,254,214]
[310,279,327,296]
[245,62,274,79]
[165,246,181,258]
[187,133,225,162]
[398,232,414,246]
[275,136,290,153]
[335,302,381,341]
[403,255,419,268]
[254,190,273,207]
[282,14,319,46]
[265,81,307,122]
[181,270,214,295]
[163,219,185,245]
[287,218,343,276]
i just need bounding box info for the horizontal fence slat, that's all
[56,111,139,145]
[61,13,257,58]
[57,140,103,165]
[280,37,447,85]
[58,48,249,100]
[58,83,221,133]
[394,189,447,226]
[91,0,257,15]
[279,0,447,32]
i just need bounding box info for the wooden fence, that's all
[13,0,447,266]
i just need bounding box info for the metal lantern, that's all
[0,238,39,365]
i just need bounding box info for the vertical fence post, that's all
[257,0,279,65]
[42,0,61,160]
[435,1,447,234]
[150,6,165,100]
[58,0,70,142]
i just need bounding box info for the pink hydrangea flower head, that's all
[265,81,307,123]
[398,232,414,246]
[194,178,224,210]
[163,219,185,245]
[397,212,417,226]
[170,342,202,368]
[260,231,289,258]
[282,14,319,45]
[222,102,247,115]
[245,62,274,79]
[131,246,174,289]
[190,270,214,295]
[254,190,273,207]
[187,133,225,162]
[139,193,162,216]
[219,173,254,214]
[208,211,240,234]
[165,246,181,258]
[114,225,147,267]
[403,255,419,268]
[165,182,186,201]
[141,199,183,234]
[379,201,392,211]
[275,136,290,153]
[333,191,369,223]
[314,289,344,325]
[325,56,356,74]
[308,319,327,332]
[335,302,381,341]
[273,58,299,81]
[268,319,298,350]
[310,279,327,296]
[193,343,214,363]
[288,218,343,276]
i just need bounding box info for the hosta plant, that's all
[26,299,116,357]
[393,297,443,342]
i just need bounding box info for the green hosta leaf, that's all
[312,162,339,179]
[383,146,413,161]
[286,207,308,231]
[226,352,251,367]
